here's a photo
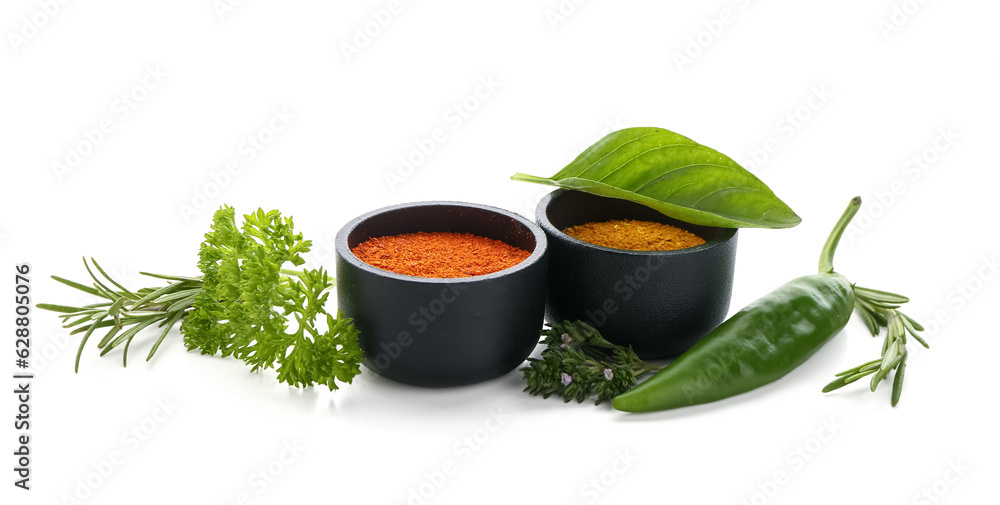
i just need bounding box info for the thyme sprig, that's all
[521,320,660,405]
[822,285,929,406]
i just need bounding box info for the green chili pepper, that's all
[612,196,927,412]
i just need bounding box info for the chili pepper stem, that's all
[818,196,862,274]
[816,196,928,406]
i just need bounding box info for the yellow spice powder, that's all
[562,219,706,251]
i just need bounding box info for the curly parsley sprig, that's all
[521,321,660,405]
[38,206,363,391]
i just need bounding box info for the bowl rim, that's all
[536,189,737,257]
[336,200,547,284]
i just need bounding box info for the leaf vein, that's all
[633,162,747,193]
[597,145,732,183]
[572,130,666,177]
[690,186,768,208]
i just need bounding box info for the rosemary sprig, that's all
[37,258,200,371]
[39,207,364,391]
[521,321,660,405]
[822,285,929,406]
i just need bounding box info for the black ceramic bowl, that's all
[335,201,548,388]
[537,190,738,359]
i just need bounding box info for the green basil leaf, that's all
[512,127,801,228]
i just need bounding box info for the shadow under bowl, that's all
[537,190,738,359]
[335,201,548,388]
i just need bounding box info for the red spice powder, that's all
[351,231,531,278]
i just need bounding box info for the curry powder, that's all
[563,219,705,251]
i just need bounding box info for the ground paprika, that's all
[351,231,531,278]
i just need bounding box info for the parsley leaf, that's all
[41,206,364,391]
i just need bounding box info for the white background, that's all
[1,1,997,504]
